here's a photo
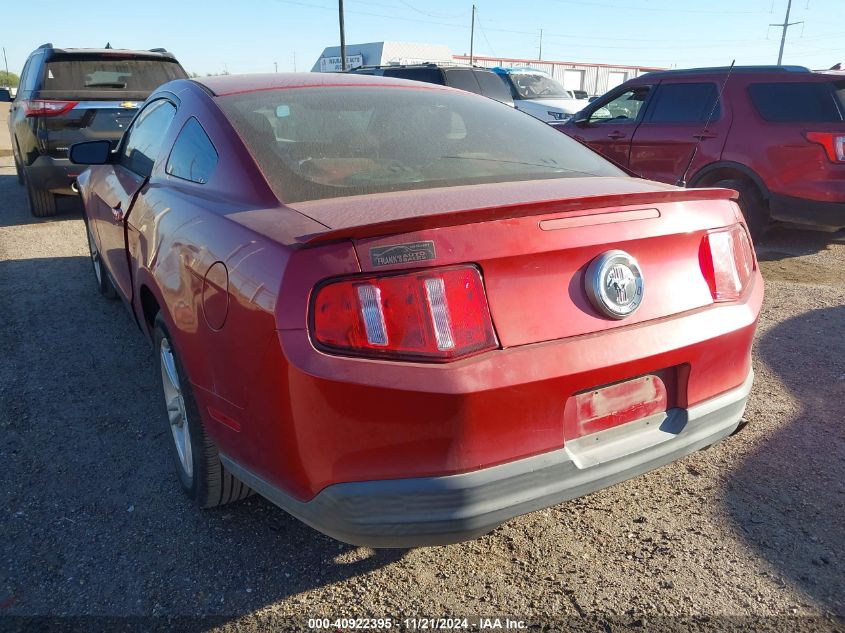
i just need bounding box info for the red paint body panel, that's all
[556,68,845,220]
[77,75,763,514]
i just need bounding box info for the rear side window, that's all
[648,82,720,123]
[41,57,186,95]
[474,71,514,105]
[166,118,218,184]
[120,99,177,177]
[382,68,444,85]
[748,82,844,122]
[444,69,481,94]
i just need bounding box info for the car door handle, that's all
[693,131,718,140]
[606,131,626,140]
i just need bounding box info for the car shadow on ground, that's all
[755,224,845,263]
[0,174,83,228]
[723,305,845,616]
[0,254,407,620]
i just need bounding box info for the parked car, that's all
[491,67,590,122]
[348,63,514,106]
[71,72,761,547]
[553,65,845,237]
[8,43,187,216]
[0,88,11,102]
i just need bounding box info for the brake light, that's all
[23,100,78,117]
[311,265,499,362]
[699,224,755,302]
[805,132,845,163]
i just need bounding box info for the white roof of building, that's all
[312,41,453,72]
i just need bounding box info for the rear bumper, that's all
[221,370,752,548]
[24,155,80,196]
[769,192,845,229]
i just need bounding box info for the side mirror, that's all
[69,140,113,165]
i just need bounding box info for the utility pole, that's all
[539,29,543,60]
[274,61,278,73]
[771,0,802,65]
[469,4,476,65]
[293,51,297,72]
[339,0,348,71]
[2,47,9,86]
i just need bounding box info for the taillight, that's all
[23,100,78,117]
[699,224,755,302]
[311,265,499,362]
[805,132,845,163]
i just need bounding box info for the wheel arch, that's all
[688,161,770,200]
[139,282,164,341]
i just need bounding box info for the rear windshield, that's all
[42,57,186,94]
[218,86,623,204]
[748,81,845,122]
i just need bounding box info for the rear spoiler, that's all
[296,187,738,245]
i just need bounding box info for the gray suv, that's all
[9,43,187,216]
[348,63,514,107]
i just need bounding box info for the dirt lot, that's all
[1,158,844,632]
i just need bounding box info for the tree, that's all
[0,70,19,88]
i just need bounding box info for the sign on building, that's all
[319,54,364,72]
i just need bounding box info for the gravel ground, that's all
[1,159,844,632]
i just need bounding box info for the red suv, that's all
[554,66,845,237]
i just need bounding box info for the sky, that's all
[1,0,843,77]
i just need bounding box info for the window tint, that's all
[444,69,481,94]
[166,118,218,184]
[42,57,186,94]
[648,82,719,123]
[589,87,651,123]
[219,86,623,204]
[382,68,444,85]
[21,56,41,93]
[748,82,844,122]
[509,73,572,99]
[474,71,514,105]
[120,99,177,177]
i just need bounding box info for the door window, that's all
[119,99,177,178]
[589,87,651,124]
[648,82,720,123]
[166,118,218,184]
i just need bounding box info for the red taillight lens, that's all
[805,132,845,163]
[23,100,78,117]
[699,224,756,302]
[311,265,499,362]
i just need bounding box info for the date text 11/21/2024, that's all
[306,617,528,630]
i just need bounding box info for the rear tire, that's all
[713,178,768,242]
[153,314,252,508]
[13,154,24,186]
[84,220,117,299]
[23,169,58,217]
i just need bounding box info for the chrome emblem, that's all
[585,250,644,319]
[120,101,139,109]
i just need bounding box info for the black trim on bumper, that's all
[221,372,753,548]
[768,192,845,229]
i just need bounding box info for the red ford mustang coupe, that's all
[71,73,762,547]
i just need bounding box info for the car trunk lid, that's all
[289,177,742,347]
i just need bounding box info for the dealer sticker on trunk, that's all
[370,241,436,267]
